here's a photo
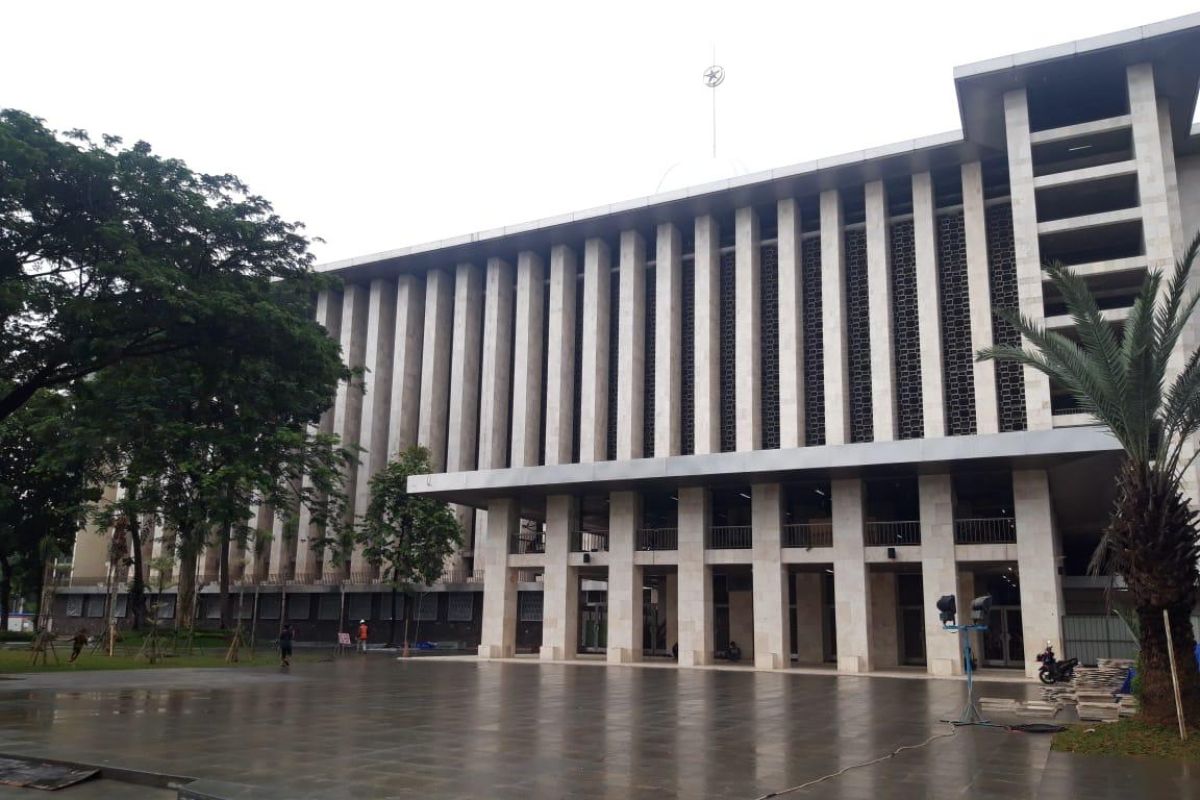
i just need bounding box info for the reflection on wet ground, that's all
[0,659,1193,799]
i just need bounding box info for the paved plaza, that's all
[0,659,1194,799]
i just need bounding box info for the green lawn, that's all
[0,641,324,673]
[1053,720,1200,762]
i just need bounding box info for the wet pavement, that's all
[0,658,1194,799]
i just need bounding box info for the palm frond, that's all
[1044,261,1127,415]
[1153,230,1200,380]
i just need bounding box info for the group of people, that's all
[276,619,370,667]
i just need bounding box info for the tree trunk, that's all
[388,584,398,647]
[126,488,146,631]
[1136,602,1200,727]
[218,520,232,630]
[0,553,11,632]
[177,547,197,632]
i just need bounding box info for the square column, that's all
[794,573,823,663]
[478,497,519,659]
[735,207,761,451]
[962,162,999,435]
[615,231,646,460]
[295,289,342,580]
[329,284,370,578]
[387,275,425,456]
[865,181,896,441]
[832,478,872,673]
[478,257,515,470]
[676,487,712,665]
[913,172,946,439]
[654,223,682,457]
[777,198,805,448]
[1003,89,1052,430]
[446,263,484,473]
[544,246,577,465]
[351,279,397,574]
[1014,468,1064,678]
[919,474,962,676]
[607,491,643,663]
[417,269,454,470]
[751,483,790,669]
[541,495,579,660]
[511,251,546,468]
[693,216,721,455]
[579,239,611,463]
[869,572,898,669]
[820,190,850,445]
[1128,64,1181,276]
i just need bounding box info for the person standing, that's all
[279,624,294,667]
[357,620,369,653]
[69,628,89,663]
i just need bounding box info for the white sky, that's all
[4,2,1198,263]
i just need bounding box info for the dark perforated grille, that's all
[607,270,620,461]
[802,236,825,446]
[937,211,976,436]
[719,252,737,452]
[845,228,873,443]
[890,220,923,439]
[644,266,656,457]
[572,271,584,463]
[987,202,1027,432]
[761,245,780,450]
[681,259,696,455]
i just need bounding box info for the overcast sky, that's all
[5,2,1198,264]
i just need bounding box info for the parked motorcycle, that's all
[1036,643,1078,684]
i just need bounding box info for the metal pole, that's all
[1164,608,1188,741]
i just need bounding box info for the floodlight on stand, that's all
[936,594,957,624]
[971,595,993,624]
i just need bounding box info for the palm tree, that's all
[978,233,1200,727]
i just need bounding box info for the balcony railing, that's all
[954,517,1017,545]
[782,523,833,548]
[708,525,753,550]
[864,520,922,547]
[441,567,486,584]
[637,528,678,551]
[570,530,609,553]
[510,531,546,555]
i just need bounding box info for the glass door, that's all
[982,606,1024,668]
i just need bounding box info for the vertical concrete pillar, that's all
[919,474,962,676]
[269,511,293,580]
[417,269,454,470]
[693,216,721,455]
[579,239,611,463]
[331,283,370,573]
[677,487,712,665]
[478,257,515,471]
[777,198,805,448]
[541,495,579,660]
[295,288,342,581]
[794,572,824,663]
[607,491,643,663]
[511,251,545,468]
[615,231,646,460]
[735,207,761,451]
[869,572,898,669]
[1014,468,1064,678]
[544,246,578,465]
[478,497,519,659]
[655,223,682,457]
[1003,89,1052,430]
[664,571,678,655]
[821,190,850,445]
[387,275,425,457]
[962,162,999,435]
[446,263,484,571]
[913,172,946,439]
[752,483,790,669]
[1128,64,1180,276]
[865,181,896,441]
[832,478,872,673]
[351,279,397,574]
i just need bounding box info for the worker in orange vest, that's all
[357,620,369,653]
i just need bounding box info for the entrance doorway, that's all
[642,574,671,657]
[579,587,607,653]
[982,606,1024,667]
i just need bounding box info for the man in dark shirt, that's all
[279,624,294,667]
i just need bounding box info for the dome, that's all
[655,156,750,194]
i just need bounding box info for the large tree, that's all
[0,387,97,629]
[355,446,460,648]
[0,109,316,423]
[979,233,1200,727]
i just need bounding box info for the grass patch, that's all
[0,645,323,673]
[1052,719,1200,762]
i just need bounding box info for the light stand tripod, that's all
[939,622,998,727]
